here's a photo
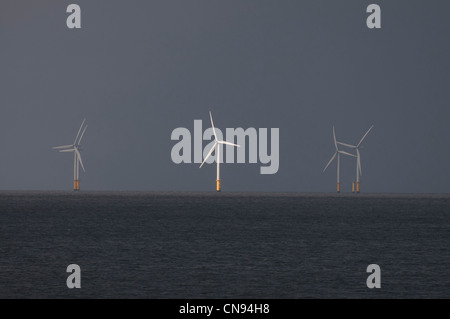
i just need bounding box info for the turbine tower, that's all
[337,125,374,193]
[323,126,356,193]
[53,119,87,191]
[200,111,240,192]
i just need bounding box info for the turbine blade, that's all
[333,126,337,150]
[337,141,356,148]
[199,143,217,168]
[339,150,357,157]
[323,152,337,172]
[74,118,86,145]
[357,149,362,176]
[53,144,74,149]
[76,149,85,172]
[77,125,88,145]
[59,149,75,153]
[218,141,240,147]
[357,125,374,147]
[209,111,217,141]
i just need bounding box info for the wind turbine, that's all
[53,119,88,191]
[200,111,240,192]
[323,126,356,193]
[337,125,374,193]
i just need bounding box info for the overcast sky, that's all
[1,0,449,193]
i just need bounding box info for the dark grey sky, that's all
[1,0,449,193]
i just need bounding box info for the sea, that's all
[0,191,449,299]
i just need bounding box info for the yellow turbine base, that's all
[352,182,355,193]
[74,180,80,191]
[337,182,340,193]
[356,182,360,193]
[216,179,221,192]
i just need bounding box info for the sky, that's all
[0,0,449,193]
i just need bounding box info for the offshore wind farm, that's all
[1,0,450,301]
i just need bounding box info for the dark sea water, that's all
[0,191,449,299]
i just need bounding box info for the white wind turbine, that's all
[53,119,88,191]
[323,126,357,193]
[337,125,374,193]
[200,111,240,192]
